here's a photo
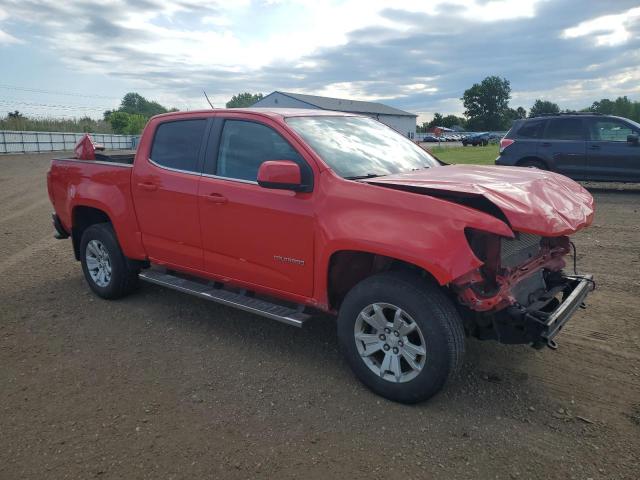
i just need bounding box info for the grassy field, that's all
[424,144,498,165]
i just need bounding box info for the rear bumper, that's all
[490,274,594,348]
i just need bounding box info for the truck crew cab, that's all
[48,109,595,403]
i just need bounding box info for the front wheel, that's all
[80,223,139,299]
[337,271,465,404]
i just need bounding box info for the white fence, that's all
[0,130,138,154]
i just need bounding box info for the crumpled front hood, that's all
[366,164,594,236]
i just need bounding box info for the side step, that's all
[138,269,311,327]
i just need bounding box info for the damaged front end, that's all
[452,229,594,349]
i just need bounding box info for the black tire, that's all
[80,223,139,299]
[337,271,465,404]
[518,159,547,170]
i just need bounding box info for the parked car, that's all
[48,109,594,404]
[496,113,640,181]
[422,134,439,142]
[462,133,490,146]
[487,133,501,144]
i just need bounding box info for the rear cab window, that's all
[151,119,207,172]
[543,118,586,141]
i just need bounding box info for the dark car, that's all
[462,133,490,146]
[422,135,439,142]
[496,113,640,181]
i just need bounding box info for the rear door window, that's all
[543,118,586,141]
[516,120,546,139]
[589,119,638,142]
[151,119,207,172]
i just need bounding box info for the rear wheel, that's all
[80,223,139,299]
[337,271,465,404]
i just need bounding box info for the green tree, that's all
[107,112,148,135]
[427,112,444,128]
[124,114,148,135]
[440,114,466,129]
[529,99,560,118]
[107,111,130,134]
[589,96,638,121]
[503,106,527,123]
[461,76,512,130]
[120,92,170,117]
[226,92,264,108]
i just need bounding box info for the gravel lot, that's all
[1,153,639,479]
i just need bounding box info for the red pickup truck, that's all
[47,109,595,403]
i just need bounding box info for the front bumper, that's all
[491,274,594,348]
[537,274,594,346]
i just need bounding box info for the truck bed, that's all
[94,150,136,165]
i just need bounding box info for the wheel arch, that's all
[71,205,113,260]
[326,250,441,311]
[516,156,550,170]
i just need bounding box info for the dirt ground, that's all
[1,153,639,480]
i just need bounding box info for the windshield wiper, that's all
[345,173,384,180]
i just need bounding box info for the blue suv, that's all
[496,113,640,181]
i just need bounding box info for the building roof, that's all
[259,91,417,117]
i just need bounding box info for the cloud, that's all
[0,6,20,44]
[563,6,640,46]
[0,29,20,44]
[1,0,639,117]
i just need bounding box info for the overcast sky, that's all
[1,0,639,123]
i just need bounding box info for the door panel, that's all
[133,167,203,269]
[540,118,587,178]
[198,177,314,296]
[197,118,315,297]
[131,118,208,269]
[586,118,640,181]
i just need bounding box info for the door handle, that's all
[137,182,158,191]
[205,193,228,204]
[540,142,552,147]
[589,144,600,150]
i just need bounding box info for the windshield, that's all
[286,116,439,179]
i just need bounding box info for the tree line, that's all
[421,76,640,132]
[3,86,638,135]
[103,92,177,134]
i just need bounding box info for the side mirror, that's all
[627,134,639,145]
[257,160,308,192]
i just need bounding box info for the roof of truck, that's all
[153,108,359,120]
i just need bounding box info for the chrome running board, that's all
[139,269,310,327]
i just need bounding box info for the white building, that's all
[252,91,417,138]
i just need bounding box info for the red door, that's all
[198,118,315,297]
[132,118,208,270]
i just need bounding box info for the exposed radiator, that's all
[501,233,542,268]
